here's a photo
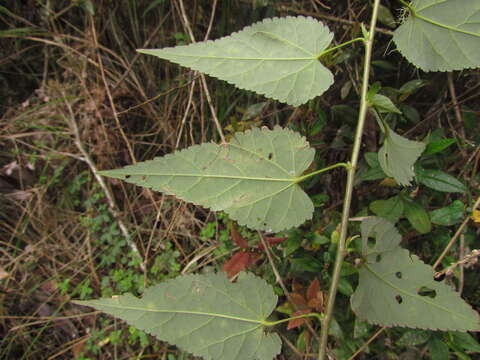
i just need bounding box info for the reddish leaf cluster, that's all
[287,278,324,330]
[222,225,287,278]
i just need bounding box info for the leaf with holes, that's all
[74,272,281,360]
[393,0,480,71]
[351,218,480,331]
[378,124,425,186]
[101,127,314,232]
[139,16,334,106]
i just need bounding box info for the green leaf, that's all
[139,16,334,106]
[351,218,480,331]
[424,138,456,155]
[402,198,432,234]
[338,278,354,296]
[430,200,464,226]
[378,124,426,186]
[358,166,388,182]
[290,254,323,273]
[353,318,370,339]
[416,168,467,193]
[102,127,314,232]
[450,331,480,352]
[369,195,404,224]
[397,330,431,346]
[428,337,450,360]
[393,0,480,71]
[377,4,397,29]
[365,152,381,168]
[358,152,388,182]
[399,79,428,97]
[75,272,281,360]
[368,94,402,114]
[399,104,421,123]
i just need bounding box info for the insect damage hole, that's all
[367,236,376,249]
[395,295,403,304]
[417,286,436,298]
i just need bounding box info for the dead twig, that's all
[89,17,136,163]
[63,97,145,271]
[433,196,480,270]
[347,326,386,360]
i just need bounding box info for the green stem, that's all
[318,37,365,58]
[264,312,324,327]
[294,162,350,184]
[397,0,414,12]
[317,0,382,359]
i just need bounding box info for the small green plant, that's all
[75,1,480,359]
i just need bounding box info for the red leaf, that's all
[307,278,320,301]
[222,251,251,278]
[257,236,287,250]
[287,309,311,330]
[231,225,249,249]
[289,292,308,308]
[307,298,324,312]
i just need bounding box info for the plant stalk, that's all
[317,0,382,358]
[319,37,365,58]
[295,162,350,184]
[397,0,414,11]
[265,312,324,327]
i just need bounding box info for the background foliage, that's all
[1,0,479,359]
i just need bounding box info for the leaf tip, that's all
[137,48,160,56]
[98,169,127,179]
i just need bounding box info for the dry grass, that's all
[0,1,228,358]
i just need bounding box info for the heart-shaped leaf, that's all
[101,127,315,232]
[393,0,480,71]
[75,273,281,360]
[352,218,480,331]
[139,16,334,106]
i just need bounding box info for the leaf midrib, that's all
[363,262,471,321]
[84,302,268,325]
[141,51,318,61]
[111,172,295,182]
